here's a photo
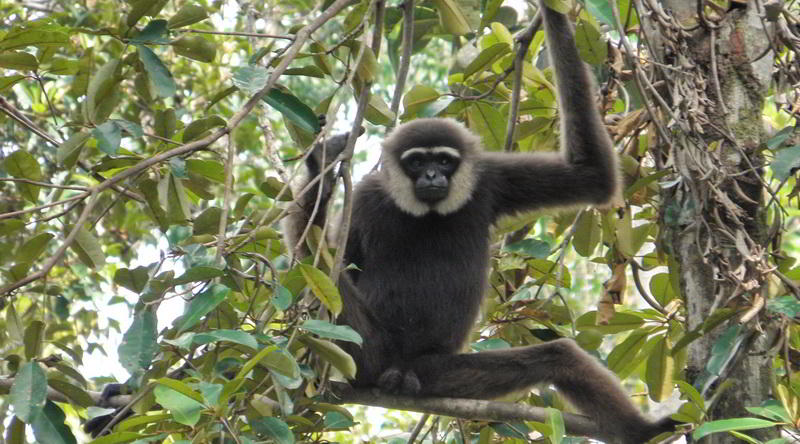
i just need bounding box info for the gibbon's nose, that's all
[425,169,437,179]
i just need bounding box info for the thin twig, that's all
[505,13,542,151]
[217,134,236,261]
[185,29,293,40]
[390,0,416,123]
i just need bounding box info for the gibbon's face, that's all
[399,146,461,203]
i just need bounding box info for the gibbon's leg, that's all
[407,339,675,444]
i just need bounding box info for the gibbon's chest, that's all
[354,189,493,282]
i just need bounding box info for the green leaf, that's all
[575,311,645,334]
[153,385,204,426]
[575,19,607,65]
[69,226,106,268]
[92,121,122,155]
[168,4,209,28]
[299,335,356,379]
[0,26,69,51]
[542,0,570,14]
[85,431,143,443]
[0,75,26,92]
[4,150,42,202]
[190,329,258,349]
[705,324,744,378]
[298,264,342,315]
[193,207,222,235]
[178,284,230,332]
[272,285,293,311]
[364,92,395,126]
[546,407,565,444]
[131,19,169,44]
[504,238,551,258]
[649,273,677,306]
[467,103,505,150]
[0,219,24,237]
[300,320,363,345]
[0,51,39,70]
[259,176,294,201]
[767,295,800,317]
[236,345,300,381]
[573,210,601,257]
[23,320,45,360]
[171,35,216,63]
[432,0,471,35]
[585,0,615,27]
[693,418,778,439]
[57,131,90,167]
[607,330,649,378]
[464,43,510,79]
[164,173,190,224]
[645,335,674,402]
[324,411,355,429]
[251,418,295,444]
[183,115,226,142]
[114,266,150,294]
[746,400,792,423]
[401,85,440,118]
[770,145,800,182]
[30,401,76,444]
[136,45,176,98]
[155,377,205,403]
[17,232,54,265]
[47,379,93,407]
[85,58,121,123]
[10,362,47,422]
[119,311,158,376]
[173,265,225,285]
[138,177,169,231]
[186,159,225,183]
[263,89,319,134]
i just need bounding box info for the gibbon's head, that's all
[382,118,481,216]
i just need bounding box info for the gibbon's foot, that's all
[83,383,130,437]
[617,416,681,444]
[377,368,421,395]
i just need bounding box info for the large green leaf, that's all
[10,362,47,422]
[119,311,158,376]
[177,284,230,332]
[30,401,76,444]
[153,385,204,426]
[298,264,342,315]
[251,418,295,444]
[136,45,176,98]
[300,320,363,345]
[4,150,42,202]
[693,418,778,439]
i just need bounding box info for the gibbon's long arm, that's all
[485,3,620,218]
[284,130,358,259]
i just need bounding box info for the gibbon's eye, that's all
[439,157,451,166]
[408,156,424,169]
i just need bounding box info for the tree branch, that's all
[328,383,604,441]
[0,378,604,440]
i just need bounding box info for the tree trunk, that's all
[650,1,780,442]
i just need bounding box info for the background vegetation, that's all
[0,0,798,443]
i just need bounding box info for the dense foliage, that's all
[0,0,798,443]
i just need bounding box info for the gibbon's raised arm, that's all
[485,4,620,218]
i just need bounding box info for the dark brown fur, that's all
[286,3,675,443]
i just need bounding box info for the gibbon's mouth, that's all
[416,186,449,202]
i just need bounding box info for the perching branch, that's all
[0,378,604,441]
[328,383,604,441]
